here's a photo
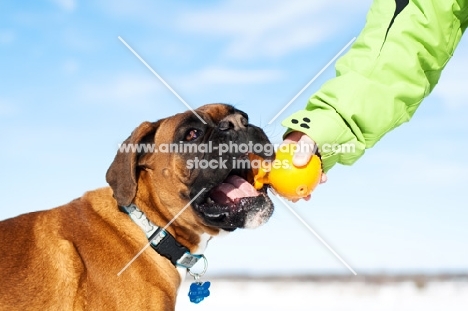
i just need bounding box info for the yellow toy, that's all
[250,143,322,200]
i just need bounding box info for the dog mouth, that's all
[193,154,274,230]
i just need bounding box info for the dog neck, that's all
[177,232,212,283]
[119,204,212,283]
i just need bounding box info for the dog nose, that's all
[218,113,248,131]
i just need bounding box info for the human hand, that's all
[281,131,327,202]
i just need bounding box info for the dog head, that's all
[106,104,274,232]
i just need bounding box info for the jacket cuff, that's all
[281,109,364,172]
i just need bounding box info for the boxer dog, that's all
[0,104,274,310]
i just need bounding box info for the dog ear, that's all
[106,121,161,207]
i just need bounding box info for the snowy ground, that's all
[176,276,468,311]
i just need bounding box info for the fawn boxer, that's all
[0,104,275,310]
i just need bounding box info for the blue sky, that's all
[1,0,467,276]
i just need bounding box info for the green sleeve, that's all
[282,0,468,172]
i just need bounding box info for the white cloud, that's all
[61,28,100,52]
[177,0,366,59]
[50,0,76,12]
[97,0,162,22]
[432,38,468,109]
[96,0,372,60]
[79,73,164,106]
[178,67,283,89]
[62,59,79,74]
[0,99,17,116]
[0,30,15,45]
[366,150,468,187]
[434,61,468,109]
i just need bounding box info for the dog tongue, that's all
[209,175,260,204]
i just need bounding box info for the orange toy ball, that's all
[250,143,322,200]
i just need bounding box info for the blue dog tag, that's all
[188,281,211,304]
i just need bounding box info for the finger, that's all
[292,152,312,167]
[283,131,303,143]
[320,173,328,184]
[293,135,316,167]
[293,148,315,167]
[290,194,311,203]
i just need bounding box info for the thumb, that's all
[292,135,316,167]
[292,151,312,167]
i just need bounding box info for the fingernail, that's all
[293,153,309,167]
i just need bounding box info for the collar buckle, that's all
[120,204,203,269]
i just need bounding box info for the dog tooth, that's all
[205,213,221,218]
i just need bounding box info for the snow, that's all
[176,278,468,310]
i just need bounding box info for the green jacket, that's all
[282,0,467,172]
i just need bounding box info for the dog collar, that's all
[119,204,203,269]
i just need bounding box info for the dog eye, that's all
[185,129,202,141]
